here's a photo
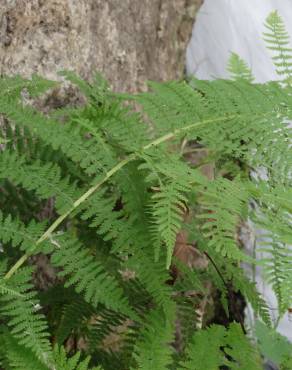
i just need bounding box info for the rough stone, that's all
[0,0,203,92]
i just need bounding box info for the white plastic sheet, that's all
[186,0,292,341]
[187,0,292,82]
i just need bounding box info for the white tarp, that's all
[187,0,292,82]
[186,0,292,341]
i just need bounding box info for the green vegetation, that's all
[0,11,291,370]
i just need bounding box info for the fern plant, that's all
[0,10,291,370]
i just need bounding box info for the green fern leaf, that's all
[0,211,51,254]
[50,234,137,320]
[132,305,175,370]
[1,333,48,370]
[55,296,95,345]
[227,52,254,82]
[181,323,261,370]
[125,251,173,312]
[264,11,292,81]
[0,74,56,100]
[255,320,292,367]
[150,180,189,268]
[53,345,102,370]
[224,323,262,369]
[0,151,79,214]
[198,178,249,261]
[180,324,227,370]
[0,93,114,176]
[0,268,53,366]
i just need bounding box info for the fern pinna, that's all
[0,11,292,370]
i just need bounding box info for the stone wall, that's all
[0,0,203,92]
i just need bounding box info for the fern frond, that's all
[59,70,104,102]
[180,323,261,370]
[191,80,292,177]
[259,240,292,314]
[264,11,292,81]
[1,119,88,187]
[223,323,262,369]
[1,333,48,370]
[1,337,101,370]
[251,182,292,313]
[53,345,102,370]
[198,178,249,260]
[81,187,124,240]
[0,74,56,100]
[125,251,173,311]
[86,308,128,354]
[0,151,79,214]
[137,78,288,137]
[80,186,139,256]
[173,294,200,352]
[50,234,137,320]
[0,93,114,176]
[132,306,175,370]
[115,161,150,223]
[0,211,51,254]
[55,296,95,345]
[227,52,254,82]
[1,59,292,368]
[150,180,189,268]
[255,320,292,367]
[98,106,148,152]
[227,263,272,326]
[136,78,292,184]
[61,71,148,152]
[139,150,204,266]
[134,80,204,136]
[180,324,226,370]
[0,268,53,366]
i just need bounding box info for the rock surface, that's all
[0,0,202,92]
